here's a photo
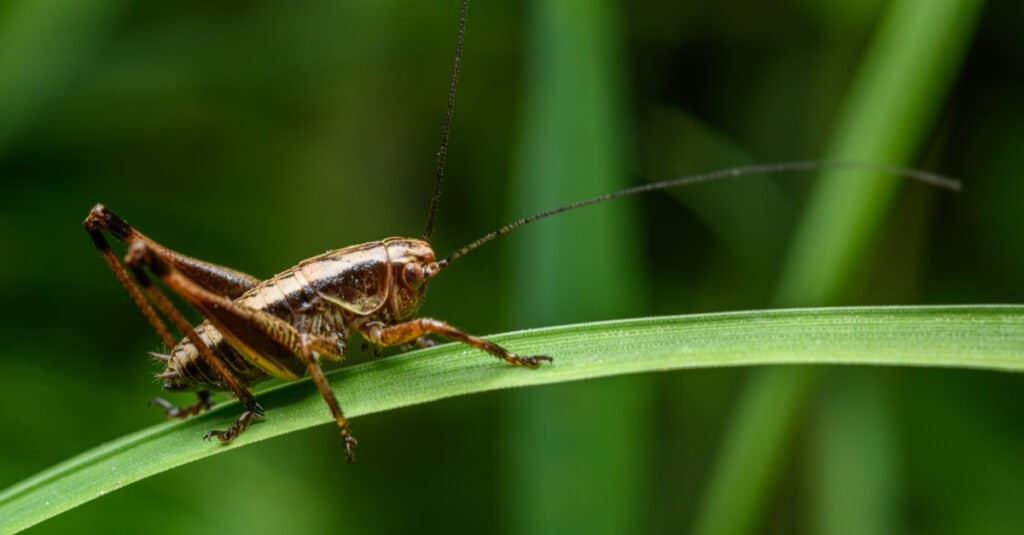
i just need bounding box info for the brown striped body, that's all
[160,237,435,392]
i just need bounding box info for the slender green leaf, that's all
[505,0,647,533]
[810,372,901,535]
[693,1,984,534]
[1,306,1021,534]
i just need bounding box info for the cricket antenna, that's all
[438,160,961,267]
[423,0,470,241]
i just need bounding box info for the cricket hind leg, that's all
[360,318,553,368]
[85,204,260,299]
[86,204,265,437]
[124,248,265,442]
[126,242,359,460]
[84,208,179,350]
[85,211,219,421]
[150,390,214,419]
[149,352,217,418]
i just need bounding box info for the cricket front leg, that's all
[360,318,552,368]
[393,337,437,353]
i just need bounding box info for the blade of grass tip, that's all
[0,0,124,152]
[692,1,985,535]
[1,306,1023,533]
[504,0,651,533]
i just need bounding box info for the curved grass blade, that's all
[694,1,985,534]
[506,0,645,532]
[2,305,1023,534]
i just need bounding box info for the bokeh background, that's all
[1,0,1022,533]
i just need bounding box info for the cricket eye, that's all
[422,262,442,279]
[403,263,426,287]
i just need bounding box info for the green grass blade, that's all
[810,372,901,535]
[1,306,1022,534]
[505,0,647,532]
[692,1,984,534]
[776,0,984,306]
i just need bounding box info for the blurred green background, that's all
[1,0,1022,533]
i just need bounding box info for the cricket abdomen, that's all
[160,322,269,391]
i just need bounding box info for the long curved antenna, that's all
[438,160,961,266]
[423,0,470,241]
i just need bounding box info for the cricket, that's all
[83,0,960,463]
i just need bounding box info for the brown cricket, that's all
[84,0,960,462]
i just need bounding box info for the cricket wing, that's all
[298,242,391,315]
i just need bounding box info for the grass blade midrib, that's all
[1,305,1022,534]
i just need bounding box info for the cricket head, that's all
[383,237,442,321]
